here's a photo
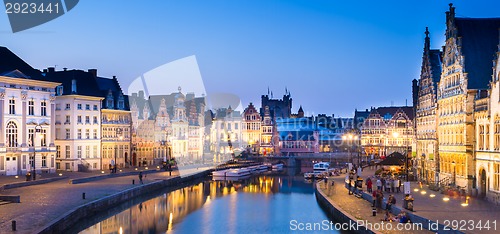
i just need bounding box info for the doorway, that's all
[479,169,487,198]
[6,156,18,176]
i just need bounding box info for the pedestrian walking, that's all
[395,178,401,193]
[391,179,395,193]
[366,178,373,193]
[139,172,143,184]
[376,178,382,191]
[376,189,384,209]
[348,179,353,195]
[386,194,395,211]
[385,178,391,193]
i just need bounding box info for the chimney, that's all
[43,69,48,73]
[63,67,67,71]
[139,90,144,99]
[88,69,97,77]
[48,67,55,73]
[71,79,77,94]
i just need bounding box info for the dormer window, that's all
[107,99,114,109]
[56,86,63,96]
[117,94,125,110]
[106,90,114,109]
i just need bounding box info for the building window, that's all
[93,129,98,139]
[56,145,61,158]
[56,86,63,96]
[65,103,71,110]
[118,100,124,109]
[93,145,98,158]
[77,115,82,123]
[494,163,500,191]
[28,99,34,115]
[41,129,47,146]
[29,155,34,169]
[56,162,60,170]
[77,146,82,158]
[93,116,98,124]
[9,98,15,114]
[6,121,18,147]
[93,105,98,111]
[85,145,90,158]
[86,129,90,139]
[85,116,90,124]
[77,129,82,139]
[28,129,34,147]
[65,115,71,124]
[66,129,71,139]
[86,104,90,110]
[77,104,82,110]
[42,156,47,167]
[495,123,500,151]
[65,146,70,158]
[41,101,47,116]
[107,99,113,109]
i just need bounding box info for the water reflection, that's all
[80,174,335,234]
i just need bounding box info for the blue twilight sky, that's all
[1,0,500,117]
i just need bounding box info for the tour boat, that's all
[313,162,330,173]
[226,168,251,177]
[272,163,284,170]
[212,170,228,177]
[258,164,268,172]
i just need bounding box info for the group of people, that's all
[366,176,401,194]
[381,210,410,223]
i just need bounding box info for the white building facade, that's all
[0,73,60,175]
[55,95,103,171]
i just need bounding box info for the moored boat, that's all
[272,163,284,170]
[226,168,251,177]
[212,170,228,177]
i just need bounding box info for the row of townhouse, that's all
[414,4,500,203]
[0,47,131,175]
[129,88,206,166]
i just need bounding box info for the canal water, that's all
[76,170,345,234]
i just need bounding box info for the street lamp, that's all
[342,133,359,166]
[32,124,42,180]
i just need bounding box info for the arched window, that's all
[6,121,18,147]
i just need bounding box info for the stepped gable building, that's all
[0,47,60,175]
[130,88,206,164]
[242,102,261,155]
[415,27,443,184]
[360,106,414,158]
[129,91,156,166]
[436,4,500,193]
